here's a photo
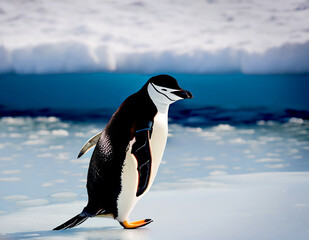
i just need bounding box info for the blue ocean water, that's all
[0,73,308,126]
[0,72,308,111]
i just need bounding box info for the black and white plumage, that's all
[53,75,193,230]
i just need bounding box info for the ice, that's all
[0,177,22,182]
[0,116,308,239]
[241,41,309,74]
[2,195,28,201]
[0,0,309,74]
[1,172,309,240]
[50,192,78,201]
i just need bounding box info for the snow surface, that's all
[1,172,309,240]
[0,0,309,74]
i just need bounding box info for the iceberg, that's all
[1,41,309,75]
[1,0,309,75]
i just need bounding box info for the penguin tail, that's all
[53,211,90,230]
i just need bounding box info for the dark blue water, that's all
[0,72,308,128]
[0,73,308,113]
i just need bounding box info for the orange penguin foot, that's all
[120,219,153,229]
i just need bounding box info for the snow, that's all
[0,0,309,74]
[1,172,309,240]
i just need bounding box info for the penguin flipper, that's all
[77,132,102,158]
[131,122,153,197]
[53,212,89,230]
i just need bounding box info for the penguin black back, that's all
[83,83,157,217]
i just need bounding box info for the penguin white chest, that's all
[116,112,168,221]
[148,112,168,186]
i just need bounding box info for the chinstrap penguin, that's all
[53,74,193,230]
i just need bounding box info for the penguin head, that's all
[147,75,193,106]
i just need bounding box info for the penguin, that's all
[53,74,193,230]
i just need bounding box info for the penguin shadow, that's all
[3,226,150,240]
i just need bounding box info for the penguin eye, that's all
[161,88,167,91]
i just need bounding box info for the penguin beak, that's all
[172,89,193,99]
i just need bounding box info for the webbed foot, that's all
[120,219,153,229]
